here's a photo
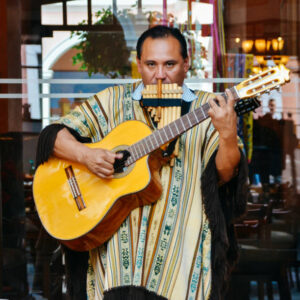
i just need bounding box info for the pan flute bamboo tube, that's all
[156,79,162,121]
[142,82,183,165]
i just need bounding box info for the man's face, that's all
[136,36,189,86]
[268,100,276,115]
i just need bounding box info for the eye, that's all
[166,61,175,67]
[147,62,155,67]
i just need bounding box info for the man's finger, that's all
[209,98,219,110]
[99,166,114,176]
[215,95,226,107]
[98,173,114,179]
[102,150,117,164]
[99,160,114,171]
[225,89,236,107]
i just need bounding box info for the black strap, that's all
[141,98,182,107]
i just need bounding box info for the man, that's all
[252,99,282,184]
[36,25,247,300]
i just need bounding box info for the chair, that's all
[227,200,296,300]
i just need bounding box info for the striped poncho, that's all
[56,82,248,300]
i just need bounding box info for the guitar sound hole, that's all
[113,150,131,174]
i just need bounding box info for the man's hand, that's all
[208,89,240,183]
[208,89,237,140]
[54,128,122,179]
[81,148,123,179]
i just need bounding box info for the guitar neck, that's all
[125,86,239,166]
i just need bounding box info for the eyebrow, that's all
[143,59,178,64]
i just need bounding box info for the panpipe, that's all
[141,79,183,166]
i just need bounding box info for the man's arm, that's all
[54,128,122,179]
[208,89,241,183]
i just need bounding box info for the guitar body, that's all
[33,120,163,251]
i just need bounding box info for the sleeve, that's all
[58,105,94,138]
[198,90,249,299]
[195,91,219,169]
[201,149,248,222]
[36,87,115,168]
[201,150,248,300]
[197,91,244,171]
[58,83,120,143]
[58,90,111,142]
[35,123,91,168]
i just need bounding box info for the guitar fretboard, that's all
[125,103,210,166]
[125,87,239,167]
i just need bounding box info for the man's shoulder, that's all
[193,89,214,96]
[93,82,137,99]
[192,89,215,105]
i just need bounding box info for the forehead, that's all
[140,36,182,60]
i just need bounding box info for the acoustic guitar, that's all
[33,65,290,251]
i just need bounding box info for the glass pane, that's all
[21,45,42,120]
[41,3,63,25]
[67,0,88,25]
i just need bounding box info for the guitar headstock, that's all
[234,97,261,116]
[235,65,290,100]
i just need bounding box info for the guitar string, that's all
[126,104,210,166]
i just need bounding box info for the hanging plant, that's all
[71,8,131,78]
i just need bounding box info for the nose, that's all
[155,65,166,80]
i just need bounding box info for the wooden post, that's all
[0,0,22,134]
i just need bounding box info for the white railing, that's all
[0,77,299,134]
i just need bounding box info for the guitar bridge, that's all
[65,165,86,211]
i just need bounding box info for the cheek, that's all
[145,69,156,78]
[141,69,155,84]
[169,68,185,80]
